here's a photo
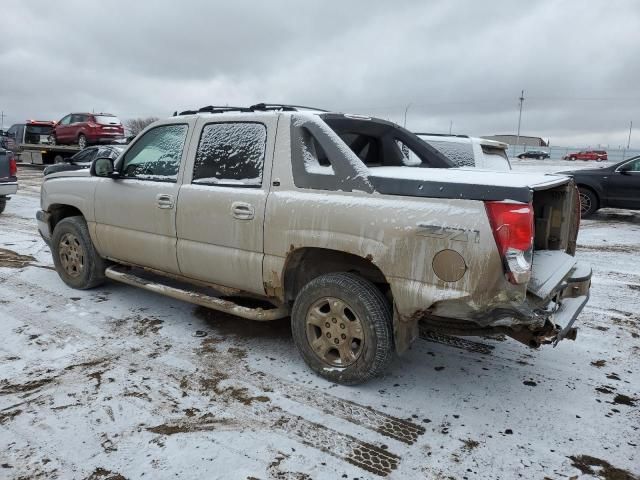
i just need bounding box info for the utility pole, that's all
[449,120,453,135]
[1,111,4,131]
[627,120,633,149]
[403,103,411,128]
[515,90,525,156]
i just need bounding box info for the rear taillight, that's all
[9,156,17,177]
[485,201,534,284]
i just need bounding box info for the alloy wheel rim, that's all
[78,136,86,149]
[58,232,85,277]
[305,296,365,367]
[579,192,591,215]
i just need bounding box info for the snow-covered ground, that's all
[0,165,638,480]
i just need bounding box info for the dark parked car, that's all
[517,150,550,159]
[51,113,125,149]
[558,156,640,217]
[44,145,124,176]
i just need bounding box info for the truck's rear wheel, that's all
[0,197,6,215]
[51,216,106,289]
[291,272,393,385]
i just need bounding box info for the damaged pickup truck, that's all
[37,105,591,384]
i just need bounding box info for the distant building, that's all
[481,135,548,147]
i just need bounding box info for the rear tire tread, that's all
[291,272,393,385]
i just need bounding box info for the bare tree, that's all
[125,117,159,138]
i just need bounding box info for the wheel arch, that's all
[281,247,419,355]
[282,247,390,305]
[48,203,84,233]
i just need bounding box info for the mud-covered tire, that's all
[0,197,6,215]
[51,216,106,289]
[291,272,393,385]
[578,187,598,218]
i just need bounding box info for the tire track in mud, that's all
[242,370,425,445]
[0,272,417,477]
[271,413,399,476]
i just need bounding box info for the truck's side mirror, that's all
[91,157,117,178]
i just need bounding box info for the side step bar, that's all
[105,265,289,321]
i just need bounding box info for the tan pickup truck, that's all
[37,105,591,384]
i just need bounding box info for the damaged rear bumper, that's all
[417,260,592,349]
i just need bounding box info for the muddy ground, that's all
[0,164,638,479]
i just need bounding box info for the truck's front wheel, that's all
[51,216,106,289]
[291,272,393,385]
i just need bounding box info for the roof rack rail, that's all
[249,103,328,112]
[174,105,250,116]
[173,103,329,116]
[414,132,470,139]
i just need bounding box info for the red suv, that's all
[563,150,608,161]
[51,113,124,149]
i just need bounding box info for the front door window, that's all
[121,124,188,181]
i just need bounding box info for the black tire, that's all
[578,187,598,218]
[518,154,525,159]
[538,155,543,160]
[54,155,64,164]
[78,134,87,149]
[0,197,6,215]
[51,216,106,289]
[291,272,393,385]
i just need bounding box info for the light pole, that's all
[515,90,525,156]
[403,103,411,128]
[449,120,453,135]
[627,121,633,149]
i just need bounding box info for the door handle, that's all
[156,193,174,209]
[231,201,255,220]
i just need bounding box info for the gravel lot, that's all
[0,162,638,480]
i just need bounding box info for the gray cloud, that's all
[1,0,639,146]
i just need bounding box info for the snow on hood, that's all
[368,166,570,189]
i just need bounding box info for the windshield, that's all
[95,115,122,125]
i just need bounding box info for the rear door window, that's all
[192,122,267,187]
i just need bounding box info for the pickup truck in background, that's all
[416,133,511,170]
[0,147,18,214]
[37,105,592,384]
[5,120,81,165]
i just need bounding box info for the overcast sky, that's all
[1,0,639,147]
